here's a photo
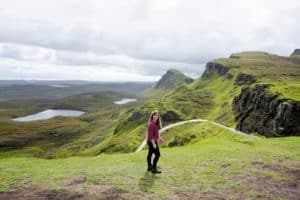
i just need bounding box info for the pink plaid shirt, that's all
[147,121,159,142]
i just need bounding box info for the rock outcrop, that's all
[291,49,300,56]
[232,84,300,137]
[201,62,233,79]
[289,49,300,64]
[235,73,256,85]
[161,110,182,122]
[155,69,194,89]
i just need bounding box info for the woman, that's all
[146,110,164,173]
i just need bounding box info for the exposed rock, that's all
[127,111,148,122]
[168,134,196,147]
[229,54,240,59]
[161,110,182,122]
[232,84,300,136]
[225,73,233,79]
[201,62,231,79]
[290,49,300,56]
[289,49,300,64]
[155,69,194,89]
[235,73,256,85]
[113,111,148,134]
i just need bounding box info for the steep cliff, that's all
[290,49,300,64]
[233,84,300,136]
[155,69,194,89]
[208,50,300,136]
[142,69,194,98]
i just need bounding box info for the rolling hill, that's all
[0,50,299,199]
[142,69,194,98]
[99,50,300,153]
[0,123,299,199]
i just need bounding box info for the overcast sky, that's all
[0,0,299,81]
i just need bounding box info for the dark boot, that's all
[151,167,161,173]
[147,164,152,171]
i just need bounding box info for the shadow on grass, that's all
[138,171,160,192]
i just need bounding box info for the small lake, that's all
[48,84,70,88]
[113,98,137,105]
[12,109,85,122]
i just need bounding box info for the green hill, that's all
[290,49,300,64]
[142,69,194,98]
[0,50,299,199]
[0,123,299,199]
[0,50,299,157]
[0,91,143,158]
[100,50,299,153]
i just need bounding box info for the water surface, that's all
[113,98,137,105]
[12,109,85,122]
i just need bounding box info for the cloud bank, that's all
[0,0,299,81]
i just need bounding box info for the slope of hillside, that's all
[0,129,299,199]
[0,92,144,158]
[290,49,300,64]
[52,91,129,112]
[142,69,194,98]
[0,82,153,99]
[1,50,299,157]
[99,50,300,154]
[146,51,300,135]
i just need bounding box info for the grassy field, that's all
[0,122,299,199]
[0,94,146,158]
[215,51,300,101]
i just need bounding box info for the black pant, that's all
[147,141,160,169]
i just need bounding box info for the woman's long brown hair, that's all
[147,110,163,129]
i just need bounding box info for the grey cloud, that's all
[0,0,299,81]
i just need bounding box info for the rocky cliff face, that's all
[201,62,233,79]
[234,73,256,85]
[155,69,194,89]
[291,49,300,56]
[232,84,300,137]
[290,49,300,64]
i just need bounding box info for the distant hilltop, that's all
[291,49,300,56]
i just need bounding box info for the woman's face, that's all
[152,113,159,122]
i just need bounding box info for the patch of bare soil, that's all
[169,159,300,200]
[0,175,149,200]
[245,160,300,199]
[171,188,245,200]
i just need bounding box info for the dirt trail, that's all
[136,118,259,152]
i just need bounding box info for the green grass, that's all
[1,50,299,159]
[215,51,300,101]
[160,121,248,147]
[139,71,241,128]
[0,130,299,199]
[140,51,300,126]
[142,87,169,99]
[0,99,145,158]
[52,91,128,112]
[102,52,300,153]
[0,56,299,198]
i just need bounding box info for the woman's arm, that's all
[151,139,157,149]
[158,131,164,143]
[159,137,164,143]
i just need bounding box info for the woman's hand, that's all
[159,137,164,143]
[151,140,157,149]
[153,142,157,149]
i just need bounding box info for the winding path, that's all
[135,119,259,152]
